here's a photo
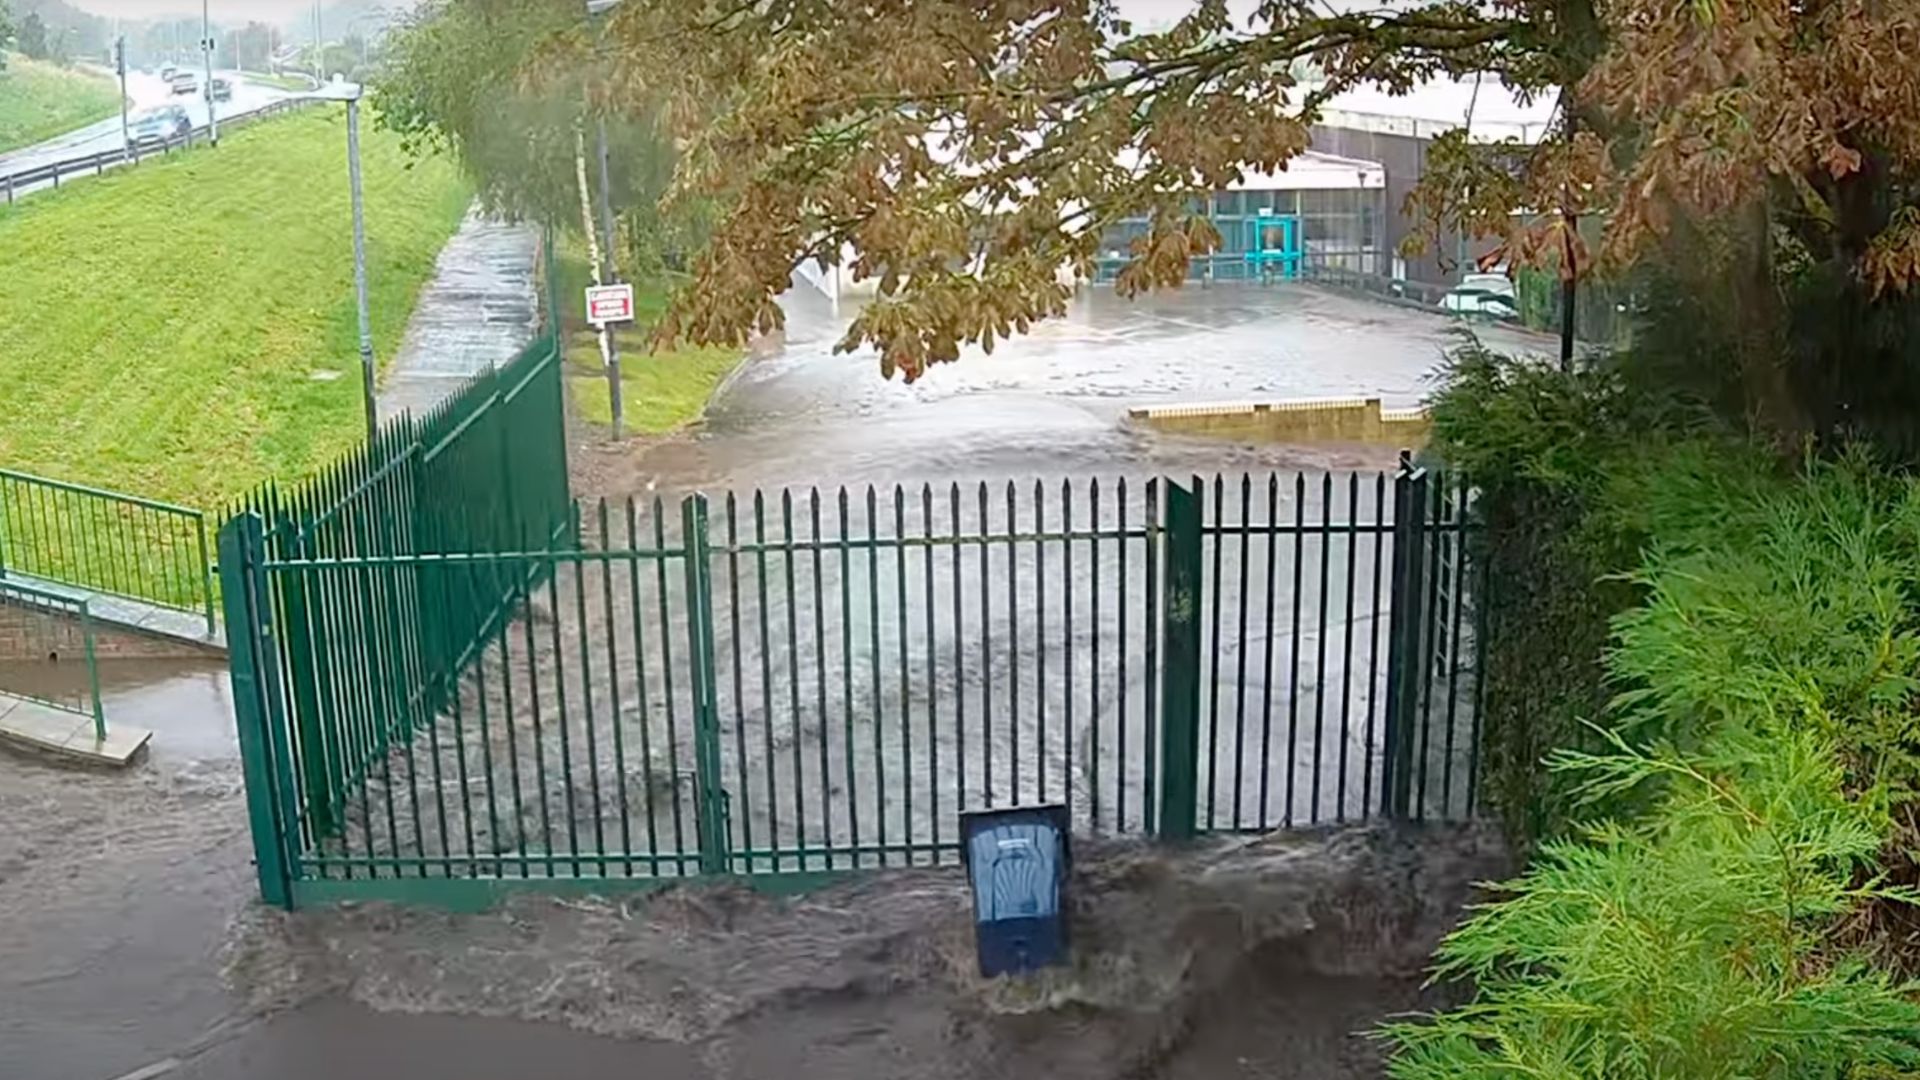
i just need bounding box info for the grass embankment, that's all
[555,245,744,435]
[0,53,122,154]
[0,108,472,508]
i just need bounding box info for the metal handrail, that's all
[0,579,106,741]
[0,468,215,635]
[1,97,317,205]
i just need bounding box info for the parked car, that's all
[159,63,177,82]
[1440,273,1519,320]
[170,72,198,96]
[129,105,191,148]
[209,76,232,102]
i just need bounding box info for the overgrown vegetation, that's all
[0,51,120,154]
[1382,348,1920,1074]
[376,0,706,280]
[1383,718,1920,1076]
[0,109,471,508]
[552,244,742,435]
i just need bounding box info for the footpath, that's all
[378,206,542,421]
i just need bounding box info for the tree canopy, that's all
[531,0,1920,400]
[15,10,46,60]
[376,0,696,278]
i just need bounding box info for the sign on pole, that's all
[585,283,635,327]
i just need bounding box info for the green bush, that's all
[1428,342,1747,841]
[1383,444,1920,1076]
[1381,720,1920,1079]
[1610,456,1920,785]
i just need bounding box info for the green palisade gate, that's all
[223,368,1484,907]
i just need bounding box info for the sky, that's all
[67,0,408,20]
[72,0,316,16]
[65,0,1319,23]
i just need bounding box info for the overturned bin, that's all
[961,804,1071,977]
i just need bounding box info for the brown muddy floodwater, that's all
[0,280,1536,1080]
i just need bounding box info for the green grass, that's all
[556,247,745,435]
[0,108,473,508]
[0,52,123,154]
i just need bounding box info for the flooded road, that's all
[0,279,1521,1079]
[366,281,1497,886]
[585,281,1553,497]
[0,658,248,1080]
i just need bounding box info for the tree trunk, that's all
[1721,201,1808,447]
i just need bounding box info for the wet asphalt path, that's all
[378,211,542,422]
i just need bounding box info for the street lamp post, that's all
[201,0,218,145]
[315,82,378,443]
[115,36,131,162]
[347,95,375,442]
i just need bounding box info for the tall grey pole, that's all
[594,118,623,437]
[202,0,218,145]
[347,96,377,442]
[116,37,131,161]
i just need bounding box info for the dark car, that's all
[129,105,191,147]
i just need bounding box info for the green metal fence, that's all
[0,469,214,633]
[223,329,572,901]
[0,580,107,741]
[224,456,1481,908]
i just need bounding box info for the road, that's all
[594,278,1559,496]
[0,70,300,199]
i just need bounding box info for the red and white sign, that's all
[585,283,635,326]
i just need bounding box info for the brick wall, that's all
[0,597,224,662]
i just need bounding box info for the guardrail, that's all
[1298,260,1454,307]
[0,580,106,742]
[1,96,315,206]
[0,469,215,635]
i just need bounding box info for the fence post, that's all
[1381,459,1429,820]
[681,494,732,875]
[218,513,294,908]
[195,514,216,637]
[80,600,105,743]
[1156,476,1203,840]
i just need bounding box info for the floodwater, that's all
[0,658,249,1080]
[576,280,1554,497]
[208,825,1509,1080]
[319,282,1495,885]
[328,471,1479,886]
[0,278,1526,1080]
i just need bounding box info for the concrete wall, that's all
[0,598,224,662]
[1129,398,1431,447]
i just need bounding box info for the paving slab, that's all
[0,693,151,766]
